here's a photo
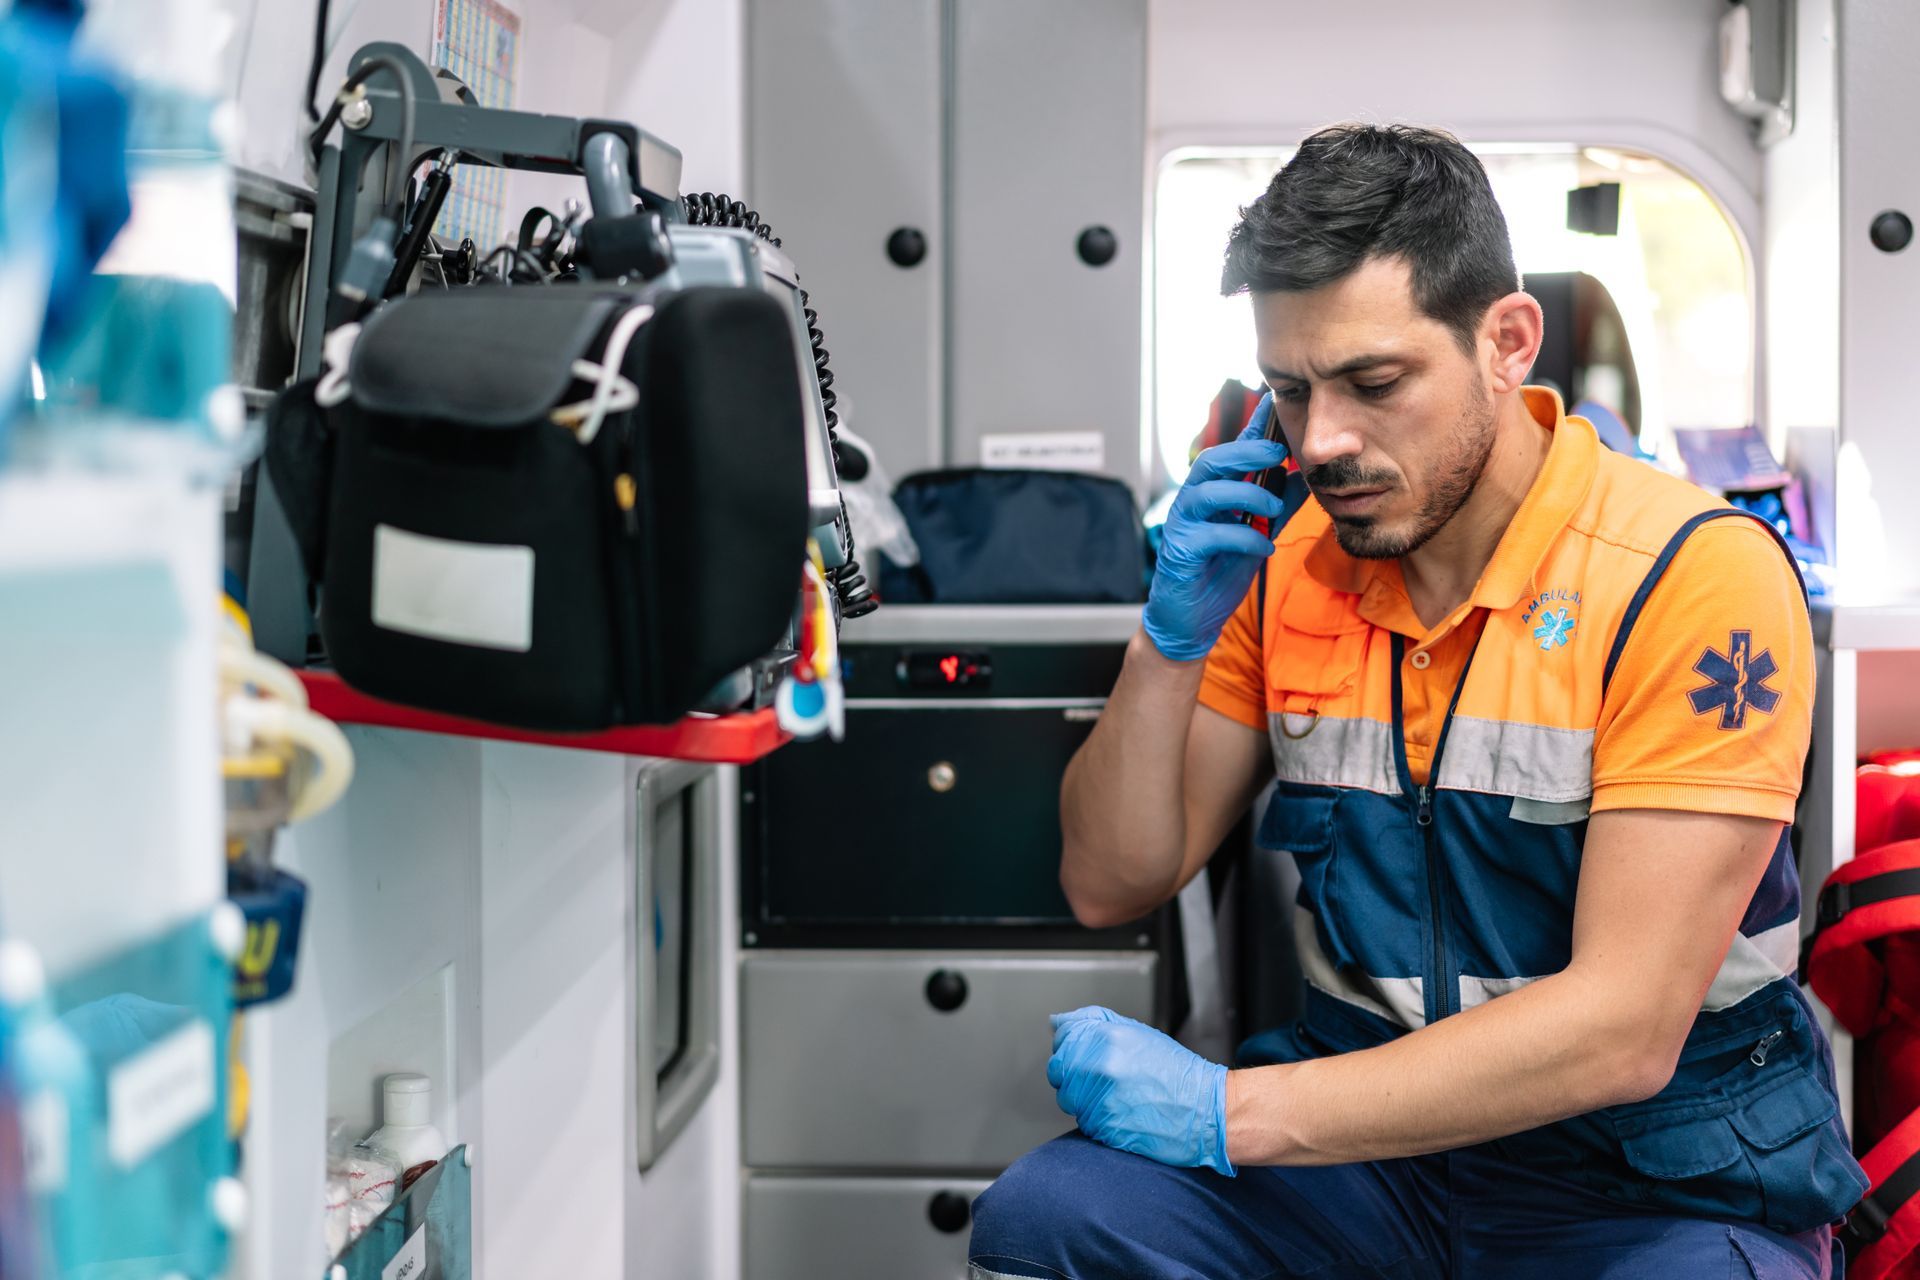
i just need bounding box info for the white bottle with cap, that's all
[362,1073,447,1173]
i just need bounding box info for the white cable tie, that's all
[550,357,637,430]
[569,304,653,446]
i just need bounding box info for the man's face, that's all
[1252,256,1497,560]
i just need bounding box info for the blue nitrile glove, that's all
[1142,392,1289,661]
[1047,1005,1234,1176]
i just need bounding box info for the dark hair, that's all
[1220,124,1519,350]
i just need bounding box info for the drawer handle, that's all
[925,969,969,1013]
[928,1190,972,1234]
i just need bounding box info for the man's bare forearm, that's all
[1059,630,1209,925]
[1224,967,1665,1166]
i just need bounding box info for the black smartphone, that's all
[1240,406,1292,533]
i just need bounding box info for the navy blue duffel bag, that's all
[879,468,1148,604]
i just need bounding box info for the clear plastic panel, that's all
[42,911,233,1278]
[331,1145,473,1280]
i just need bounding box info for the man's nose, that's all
[1296,398,1365,470]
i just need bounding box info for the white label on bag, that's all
[980,431,1106,473]
[108,1019,215,1169]
[383,1224,428,1280]
[373,524,536,653]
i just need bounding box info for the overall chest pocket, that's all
[1266,582,1370,727]
[1258,785,1361,971]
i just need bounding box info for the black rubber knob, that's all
[1870,210,1913,254]
[832,439,870,482]
[925,969,968,1013]
[886,227,928,268]
[1076,225,1119,267]
[928,1191,971,1234]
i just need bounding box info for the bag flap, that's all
[349,291,625,426]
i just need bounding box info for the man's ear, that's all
[1483,292,1544,395]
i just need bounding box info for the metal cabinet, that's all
[744,1176,992,1280]
[746,0,1148,487]
[734,609,1164,1275]
[742,950,1155,1170]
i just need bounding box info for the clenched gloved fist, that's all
[1047,1005,1234,1176]
[1142,392,1290,662]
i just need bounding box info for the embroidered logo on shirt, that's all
[1533,607,1576,651]
[1688,630,1781,730]
[1520,588,1581,628]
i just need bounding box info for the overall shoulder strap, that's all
[1601,507,1808,696]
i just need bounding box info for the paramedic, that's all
[968,124,1867,1280]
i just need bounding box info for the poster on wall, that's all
[430,0,521,254]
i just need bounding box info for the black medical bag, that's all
[265,286,809,731]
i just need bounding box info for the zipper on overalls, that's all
[1750,1029,1787,1067]
[1391,633,1479,1024]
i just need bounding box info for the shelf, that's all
[296,671,790,765]
[843,603,1143,645]
[1815,598,1920,652]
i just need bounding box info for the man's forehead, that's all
[1250,256,1444,380]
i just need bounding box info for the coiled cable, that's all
[679,192,877,618]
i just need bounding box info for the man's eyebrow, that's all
[1259,353,1406,383]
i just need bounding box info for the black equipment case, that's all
[266,286,809,730]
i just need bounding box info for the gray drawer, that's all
[745,1175,992,1280]
[742,950,1155,1170]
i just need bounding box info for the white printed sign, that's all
[108,1019,215,1170]
[383,1224,428,1280]
[980,431,1107,473]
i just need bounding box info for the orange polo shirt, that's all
[1199,388,1812,818]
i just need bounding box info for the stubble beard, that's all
[1328,378,1497,561]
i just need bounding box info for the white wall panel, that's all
[1836,0,1920,597]
[1148,0,1762,236]
[602,0,745,197]
[1763,0,1839,446]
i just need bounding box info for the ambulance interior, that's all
[0,0,1916,1276]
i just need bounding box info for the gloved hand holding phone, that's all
[1141,391,1290,662]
